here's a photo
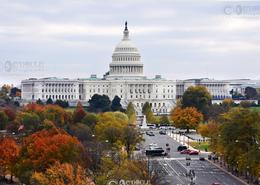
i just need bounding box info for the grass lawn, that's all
[250,107,260,113]
[190,141,210,152]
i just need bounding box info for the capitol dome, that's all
[107,22,144,79]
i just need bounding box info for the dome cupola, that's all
[107,22,144,79]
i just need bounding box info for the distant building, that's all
[21,22,176,115]
[176,78,231,100]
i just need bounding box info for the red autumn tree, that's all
[3,107,16,121]
[0,137,20,181]
[73,102,86,123]
[20,128,83,170]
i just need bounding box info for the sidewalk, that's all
[207,159,250,185]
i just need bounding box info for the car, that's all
[146,147,167,156]
[159,130,166,135]
[199,157,205,161]
[177,145,188,151]
[146,131,155,136]
[189,150,199,155]
[185,157,191,160]
[212,183,220,185]
[180,149,192,154]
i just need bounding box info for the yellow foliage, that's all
[31,162,94,185]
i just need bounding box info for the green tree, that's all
[219,108,260,176]
[0,111,8,130]
[17,112,41,132]
[121,126,142,158]
[54,99,69,108]
[111,96,123,112]
[126,102,136,125]
[182,86,212,117]
[95,112,128,145]
[245,87,257,99]
[46,97,53,104]
[88,94,111,113]
[68,123,92,142]
[159,115,170,125]
[36,99,44,105]
[142,102,155,123]
[82,113,98,129]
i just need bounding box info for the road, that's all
[141,130,246,185]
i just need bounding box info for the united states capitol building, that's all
[21,22,231,114]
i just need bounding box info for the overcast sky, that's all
[1,0,260,85]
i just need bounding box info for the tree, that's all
[0,110,8,130]
[95,112,128,145]
[142,102,155,123]
[170,107,203,133]
[10,87,21,98]
[219,108,260,176]
[88,94,111,113]
[240,100,252,108]
[0,84,11,101]
[68,123,92,142]
[31,162,94,185]
[111,95,123,112]
[46,97,53,104]
[73,102,86,123]
[36,98,44,105]
[198,120,220,150]
[126,102,136,125]
[55,99,69,108]
[15,128,84,184]
[17,112,40,132]
[245,87,257,99]
[43,105,72,128]
[3,107,16,121]
[82,113,98,129]
[159,115,170,125]
[121,126,142,158]
[182,86,212,116]
[0,137,20,181]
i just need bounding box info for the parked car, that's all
[177,145,188,151]
[159,130,167,135]
[180,149,192,154]
[199,157,205,161]
[189,150,199,155]
[212,183,220,185]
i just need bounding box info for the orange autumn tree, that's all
[31,162,94,185]
[16,128,84,183]
[0,137,20,181]
[171,107,203,133]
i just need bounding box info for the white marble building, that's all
[21,22,176,115]
[176,78,231,100]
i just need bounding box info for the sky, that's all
[0,0,260,85]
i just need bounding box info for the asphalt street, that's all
[141,130,246,185]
